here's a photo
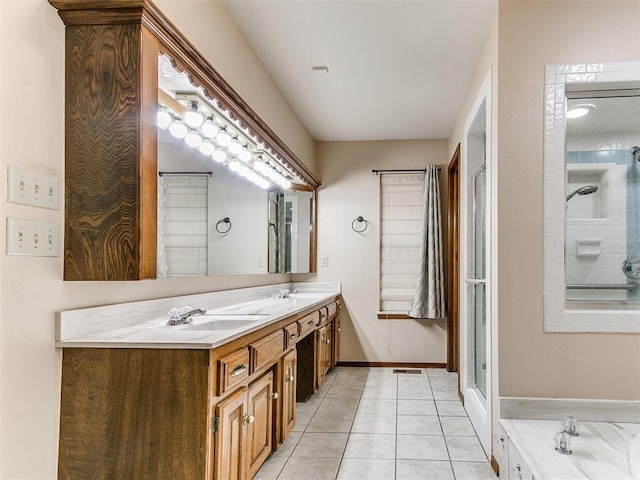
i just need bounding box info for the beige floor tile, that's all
[439,416,477,436]
[325,384,364,399]
[361,385,398,399]
[435,400,466,417]
[365,375,398,387]
[431,387,459,400]
[397,399,437,416]
[396,459,455,480]
[292,411,314,432]
[366,367,398,376]
[337,458,396,480]
[291,432,349,458]
[451,461,498,480]
[397,415,442,435]
[296,396,323,413]
[343,433,396,459]
[351,412,396,434]
[272,431,303,457]
[445,436,488,462]
[398,384,433,400]
[397,434,448,461]
[253,455,287,480]
[277,457,341,480]
[357,398,397,415]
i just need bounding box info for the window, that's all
[158,175,209,277]
[379,173,424,313]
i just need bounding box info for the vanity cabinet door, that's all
[331,315,340,368]
[281,349,297,438]
[214,387,248,480]
[246,371,274,479]
[316,324,332,388]
[508,440,534,480]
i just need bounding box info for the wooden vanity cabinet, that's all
[57,297,339,480]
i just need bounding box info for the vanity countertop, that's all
[56,282,341,349]
[501,418,640,480]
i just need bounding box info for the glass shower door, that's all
[471,165,487,398]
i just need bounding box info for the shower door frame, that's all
[460,71,493,456]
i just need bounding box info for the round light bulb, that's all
[184,130,203,148]
[228,160,241,172]
[212,149,227,163]
[228,138,242,155]
[253,160,266,172]
[239,166,251,178]
[169,120,188,139]
[239,147,252,162]
[260,179,270,190]
[184,103,204,128]
[566,104,595,119]
[216,128,231,147]
[199,141,215,156]
[157,110,172,130]
[201,119,219,138]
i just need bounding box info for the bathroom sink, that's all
[182,313,268,331]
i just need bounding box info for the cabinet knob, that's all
[271,392,279,400]
[338,328,341,332]
[499,436,505,444]
[243,414,255,425]
[290,333,298,341]
[326,339,331,344]
[288,375,295,382]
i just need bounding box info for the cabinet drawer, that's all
[218,348,250,395]
[284,322,299,348]
[508,440,533,480]
[319,306,329,325]
[327,302,338,321]
[298,311,320,337]
[249,330,285,373]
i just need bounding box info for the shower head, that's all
[566,185,598,202]
[631,146,640,161]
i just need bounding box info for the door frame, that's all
[447,144,460,375]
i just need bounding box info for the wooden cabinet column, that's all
[49,1,158,280]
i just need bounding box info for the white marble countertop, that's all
[501,418,640,479]
[56,282,341,349]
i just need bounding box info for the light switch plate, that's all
[6,218,60,257]
[8,165,60,210]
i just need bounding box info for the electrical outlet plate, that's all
[321,256,329,267]
[7,165,60,210]
[6,218,60,257]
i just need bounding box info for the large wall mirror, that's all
[157,54,315,276]
[543,60,640,333]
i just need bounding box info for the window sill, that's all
[377,312,414,320]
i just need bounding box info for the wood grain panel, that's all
[58,348,210,479]
[247,371,274,479]
[64,23,145,280]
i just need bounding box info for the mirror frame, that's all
[542,60,640,333]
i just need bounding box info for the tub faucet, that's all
[168,307,207,325]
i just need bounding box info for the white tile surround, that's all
[543,60,640,333]
[256,367,497,480]
[500,397,640,480]
[56,282,340,348]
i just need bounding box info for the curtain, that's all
[408,164,446,318]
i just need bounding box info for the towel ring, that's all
[216,217,231,234]
[352,216,368,233]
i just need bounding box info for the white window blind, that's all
[380,173,424,312]
[159,175,209,277]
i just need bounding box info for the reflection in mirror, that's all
[565,94,640,301]
[156,54,314,276]
[268,191,313,273]
[543,60,640,333]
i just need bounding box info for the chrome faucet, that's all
[167,307,207,325]
[278,288,297,299]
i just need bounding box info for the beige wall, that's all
[311,140,450,363]
[497,1,640,400]
[0,1,315,477]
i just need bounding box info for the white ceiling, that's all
[223,0,497,142]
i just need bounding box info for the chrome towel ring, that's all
[352,216,368,233]
[216,217,231,234]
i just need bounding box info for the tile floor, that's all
[255,366,497,480]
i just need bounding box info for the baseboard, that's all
[490,454,499,476]
[336,361,447,369]
[500,396,640,423]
